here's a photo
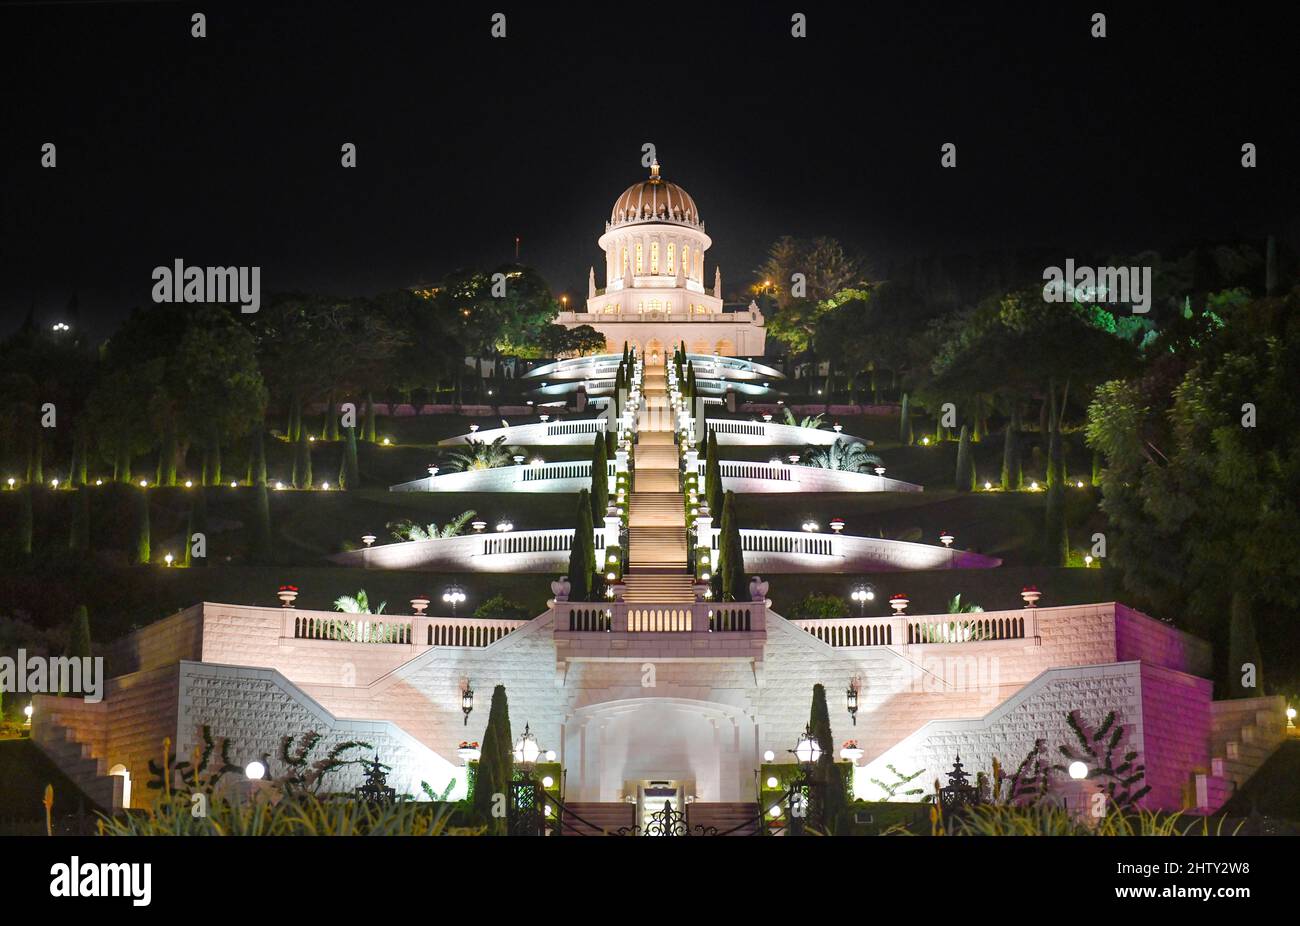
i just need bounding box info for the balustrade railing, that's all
[719,462,792,481]
[790,609,1034,648]
[556,602,765,634]
[286,612,526,648]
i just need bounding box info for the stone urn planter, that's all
[889,594,909,615]
[456,742,481,763]
[410,595,431,616]
[840,745,864,763]
[551,577,571,603]
[1021,586,1042,608]
[277,585,299,608]
[749,576,770,602]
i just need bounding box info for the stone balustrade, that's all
[329,528,607,572]
[790,607,1039,648]
[284,610,527,648]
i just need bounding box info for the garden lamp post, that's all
[442,585,466,616]
[788,725,824,836]
[509,724,544,836]
[461,681,474,726]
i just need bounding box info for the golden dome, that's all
[610,162,701,227]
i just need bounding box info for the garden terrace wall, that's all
[734,529,1001,572]
[392,460,616,493]
[330,528,606,572]
[716,460,922,493]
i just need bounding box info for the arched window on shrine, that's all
[682,245,690,280]
[650,241,659,275]
[667,242,675,276]
[635,242,643,275]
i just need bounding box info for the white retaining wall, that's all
[392,460,616,493]
[329,528,606,572]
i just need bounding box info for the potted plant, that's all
[840,740,864,762]
[889,593,910,615]
[1021,585,1041,607]
[410,594,431,616]
[277,585,299,607]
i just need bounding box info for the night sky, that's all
[3,1,1298,335]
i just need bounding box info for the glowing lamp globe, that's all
[513,724,541,768]
[767,776,779,788]
[763,750,775,762]
[245,761,266,780]
[1068,761,1088,780]
[793,728,822,766]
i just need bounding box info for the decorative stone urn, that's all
[410,595,431,616]
[456,743,481,763]
[277,585,299,608]
[551,577,571,603]
[749,576,770,602]
[1021,586,1042,608]
[840,745,864,763]
[889,594,909,615]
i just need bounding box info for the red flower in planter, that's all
[890,592,908,600]
[279,585,298,592]
[1021,585,1039,593]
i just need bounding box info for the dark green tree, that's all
[719,491,746,601]
[134,486,151,564]
[808,683,848,833]
[590,431,608,523]
[954,424,975,492]
[1227,591,1264,698]
[364,393,378,443]
[473,684,514,835]
[567,489,596,601]
[705,428,723,517]
[1000,414,1022,491]
[899,393,914,445]
[292,426,312,489]
[340,425,360,490]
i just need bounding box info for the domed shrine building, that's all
[557,162,767,362]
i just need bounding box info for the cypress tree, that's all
[719,490,746,601]
[705,429,723,517]
[293,427,312,489]
[69,487,90,553]
[290,391,302,443]
[590,431,608,522]
[364,393,378,443]
[182,505,194,567]
[899,393,914,446]
[473,684,513,834]
[808,684,847,834]
[17,485,33,555]
[253,428,268,486]
[1090,449,1102,487]
[158,422,179,486]
[208,423,222,486]
[567,489,595,601]
[134,486,151,564]
[1228,591,1264,698]
[67,605,92,660]
[30,430,44,484]
[1044,480,1068,566]
[954,424,975,492]
[340,425,360,490]
[1001,415,1022,491]
[116,445,132,484]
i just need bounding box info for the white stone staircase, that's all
[32,707,121,811]
[1195,696,1288,812]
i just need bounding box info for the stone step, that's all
[633,471,679,492]
[687,803,762,836]
[559,802,635,836]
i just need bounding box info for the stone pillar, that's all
[684,449,699,474]
[603,507,621,550]
[694,506,716,553]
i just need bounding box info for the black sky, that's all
[2,1,1298,336]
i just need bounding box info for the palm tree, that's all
[333,589,387,614]
[443,436,522,472]
[947,593,984,614]
[802,439,881,473]
[388,510,477,542]
[782,408,825,430]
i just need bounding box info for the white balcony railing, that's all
[790,608,1036,648]
[285,611,527,648]
[554,601,764,634]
